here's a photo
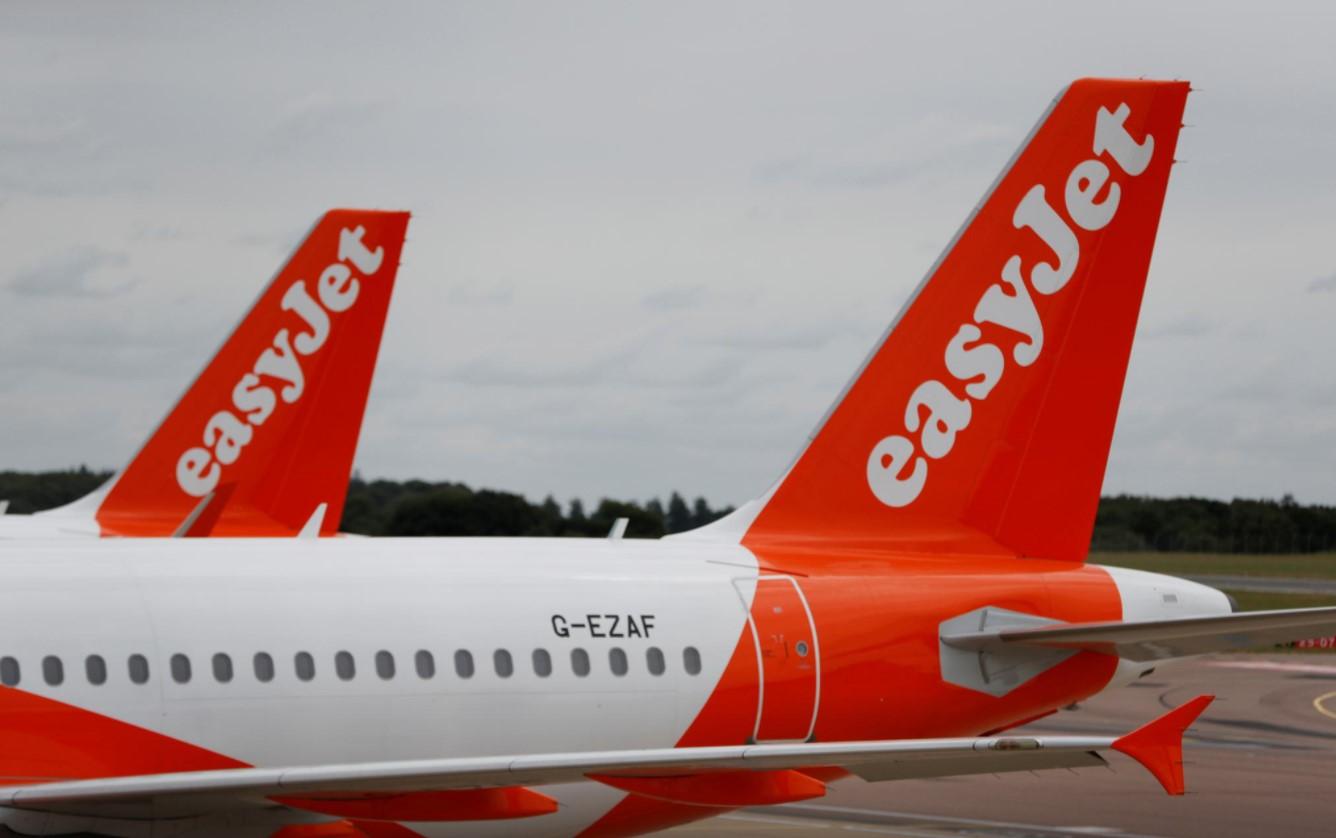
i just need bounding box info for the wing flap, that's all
[852,749,1107,783]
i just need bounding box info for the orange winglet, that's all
[1112,694,1214,795]
[589,769,826,808]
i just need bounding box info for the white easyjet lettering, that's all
[974,256,1043,366]
[231,373,276,425]
[944,324,1004,400]
[175,226,387,497]
[1093,103,1154,176]
[255,330,305,404]
[282,282,330,355]
[867,435,927,508]
[904,381,971,460]
[866,102,1155,508]
[1012,186,1078,295]
[1065,159,1119,231]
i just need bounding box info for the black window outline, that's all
[128,654,150,684]
[212,653,234,684]
[454,649,474,679]
[683,646,702,676]
[532,648,552,678]
[570,647,591,678]
[414,650,435,679]
[646,646,666,676]
[42,656,63,686]
[335,651,356,681]
[609,647,628,677]
[85,655,107,686]
[170,653,192,684]
[253,652,275,683]
[375,650,395,680]
[493,648,514,678]
[294,651,316,682]
[0,657,18,687]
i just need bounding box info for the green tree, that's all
[666,492,692,533]
[590,499,665,539]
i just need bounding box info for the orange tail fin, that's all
[737,79,1188,560]
[95,209,410,536]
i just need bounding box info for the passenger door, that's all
[733,575,820,742]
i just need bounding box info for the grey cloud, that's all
[755,155,915,190]
[131,226,189,242]
[8,247,134,299]
[642,285,706,311]
[754,116,1015,191]
[1307,273,1336,293]
[231,228,304,254]
[7,2,1336,505]
[1139,315,1213,340]
[264,93,391,153]
[448,283,514,306]
[705,318,859,352]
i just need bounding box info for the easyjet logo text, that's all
[866,103,1155,508]
[175,226,386,498]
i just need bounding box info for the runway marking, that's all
[1314,691,1336,720]
[1209,660,1336,675]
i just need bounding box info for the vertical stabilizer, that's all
[734,80,1188,561]
[94,209,410,536]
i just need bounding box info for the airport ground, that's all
[667,653,1336,837]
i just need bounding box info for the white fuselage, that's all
[0,538,760,836]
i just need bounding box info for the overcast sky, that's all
[4,1,1336,509]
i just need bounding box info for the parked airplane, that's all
[1,79,1333,838]
[0,209,410,538]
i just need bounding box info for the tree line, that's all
[1091,493,1336,554]
[6,469,1336,553]
[0,469,732,539]
[339,477,731,538]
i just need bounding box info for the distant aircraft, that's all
[0,209,409,538]
[0,80,1333,838]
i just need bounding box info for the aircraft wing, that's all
[941,606,1336,662]
[0,698,1210,823]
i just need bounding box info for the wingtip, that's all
[1112,694,1213,795]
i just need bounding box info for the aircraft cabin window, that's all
[646,646,665,676]
[683,646,702,676]
[375,650,395,680]
[609,647,628,677]
[454,649,474,679]
[213,653,233,683]
[0,657,19,687]
[494,649,514,678]
[335,651,356,681]
[170,653,192,684]
[532,648,552,678]
[415,650,435,679]
[128,654,150,684]
[571,648,590,678]
[254,652,275,683]
[294,652,315,682]
[42,656,63,686]
[85,655,107,686]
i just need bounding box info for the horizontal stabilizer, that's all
[942,606,1336,662]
